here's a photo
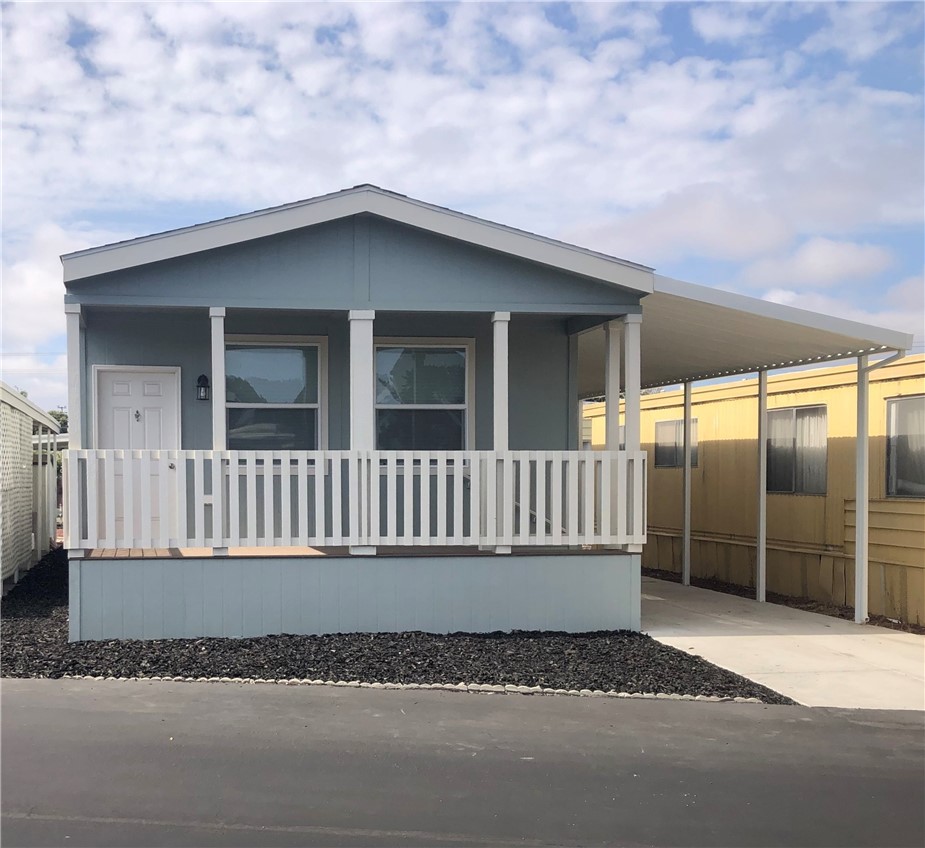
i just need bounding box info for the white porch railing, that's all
[64,450,646,551]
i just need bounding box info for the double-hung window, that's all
[887,395,925,498]
[225,337,325,450]
[654,419,698,468]
[375,341,471,450]
[767,405,826,494]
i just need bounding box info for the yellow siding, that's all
[584,355,925,624]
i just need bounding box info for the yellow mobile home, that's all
[583,355,925,624]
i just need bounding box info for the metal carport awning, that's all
[576,273,915,626]
[577,274,912,396]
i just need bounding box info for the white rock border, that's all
[59,674,764,703]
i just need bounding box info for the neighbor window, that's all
[887,395,925,498]
[654,419,698,468]
[375,345,468,450]
[225,340,322,450]
[767,405,826,494]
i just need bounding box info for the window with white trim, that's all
[654,419,698,468]
[767,405,826,494]
[375,344,469,450]
[225,338,323,450]
[887,395,925,498]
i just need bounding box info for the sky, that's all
[2,0,923,411]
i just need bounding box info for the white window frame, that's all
[886,394,925,499]
[766,403,827,495]
[654,418,698,468]
[225,334,328,450]
[373,337,476,450]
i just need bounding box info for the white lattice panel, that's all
[1,401,35,580]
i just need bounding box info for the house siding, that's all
[81,309,576,452]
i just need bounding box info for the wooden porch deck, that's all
[82,545,618,559]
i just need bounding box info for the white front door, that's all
[96,368,181,545]
[97,369,180,451]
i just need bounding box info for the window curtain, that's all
[892,397,925,496]
[767,409,794,492]
[794,407,827,494]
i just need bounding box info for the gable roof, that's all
[60,184,655,293]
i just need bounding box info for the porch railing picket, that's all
[535,451,547,545]
[159,451,172,548]
[518,455,530,546]
[63,449,646,552]
[176,450,188,548]
[279,451,291,545]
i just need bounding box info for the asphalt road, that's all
[2,679,923,847]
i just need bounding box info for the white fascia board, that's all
[0,381,62,432]
[655,274,914,353]
[61,186,654,294]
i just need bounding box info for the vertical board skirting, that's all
[69,554,640,641]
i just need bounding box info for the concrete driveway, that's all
[3,679,924,847]
[642,577,925,710]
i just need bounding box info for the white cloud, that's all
[564,183,793,264]
[802,2,924,63]
[0,222,129,410]
[742,238,894,288]
[690,4,773,43]
[0,1,922,401]
[762,276,924,343]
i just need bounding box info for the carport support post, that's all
[756,369,768,603]
[682,381,692,586]
[855,355,870,623]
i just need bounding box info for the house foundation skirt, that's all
[68,552,641,641]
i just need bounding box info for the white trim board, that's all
[60,185,654,293]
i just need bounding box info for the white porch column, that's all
[855,354,870,623]
[604,320,622,450]
[349,310,376,556]
[210,307,226,450]
[682,381,692,586]
[491,312,511,554]
[622,314,641,452]
[756,369,768,603]
[65,304,83,449]
[492,312,510,451]
[622,313,642,552]
[349,310,376,450]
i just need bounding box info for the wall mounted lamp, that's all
[196,374,210,401]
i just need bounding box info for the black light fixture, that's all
[196,374,210,401]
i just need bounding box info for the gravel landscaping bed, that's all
[2,551,793,704]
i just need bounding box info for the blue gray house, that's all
[62,185,912,640]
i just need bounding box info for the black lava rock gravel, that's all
[2,550,793,704]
